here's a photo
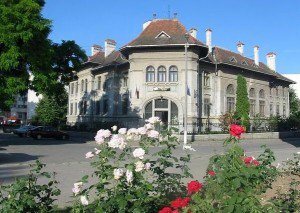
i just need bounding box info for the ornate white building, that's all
[67,18,294,131]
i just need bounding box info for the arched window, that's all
[146,66,155,82]
[259,89,265,116]
[169,66,178,82]
[259,89,265,98]
[226,84,235,95]
[226,84,235,112]
[157,66,166,82]
[144,101,152,119]
[249,88,256,116]
[249,88,255,98]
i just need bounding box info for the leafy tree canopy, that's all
[0,0,87,110]
[289,87,300,115]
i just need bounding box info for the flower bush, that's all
[0,160,60,212]
[72,117,193,212]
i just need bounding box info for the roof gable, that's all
[155,31,171,39]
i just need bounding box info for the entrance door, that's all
[155,111,168,124]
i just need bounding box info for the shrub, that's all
[71,117,193,212]
[0,160,60,212]
[234,75,250,130]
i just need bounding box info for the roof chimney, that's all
[266,52,276,71]
[143,20,152,30]
[91,44,102,56]
[189,28,197,39]
[254,45,259,66]
[104,39,116,57]
[206,29,212,52]
[237,41,244,55]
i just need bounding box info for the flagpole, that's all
[183,33,189,148]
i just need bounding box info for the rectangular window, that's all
[103,99,108,115]
[204,98,210,116]
[70,103,73,115]
[270,103,273,116]
[95,101,100,115]
[71,83,74,95]
[155,99,168,108]
[276,104,280,115]
[250,99,256,116]
[75,82,78,94]
[97,76,101,90]
[227,97,235,113]
[283,104,286,117]
[259,100,265,116]
[75,103,77,115]
[83,101,87,114]
[122,96,128,115]
[123,77,128,87]
[158,72,166,82]
[146,72,155,82]
[169,71,178,82]
[204,73,210,87]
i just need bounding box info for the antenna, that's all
[153,13,157,19]
[174,12,178,19]
[168,5,170,19]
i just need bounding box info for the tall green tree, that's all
[0,0,52,110]
[235,75,250,130]
[289,88,300,115]
[33,92,68,127]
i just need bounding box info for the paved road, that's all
[0,132,299,207]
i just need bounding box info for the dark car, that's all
[13,125,36,137]
[29,126,69,140]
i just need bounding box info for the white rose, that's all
[145,123,154,130]
[135,161,144,172]
[94,148,101,155]
[126,170,133,183]
[80,195,89,206]
[72,186,81,195]
[147,130,159,139]
[144,162,151,171]
[118,138,127,150]
[146,116,161,124]
[127,128,138,135]
[111,125,117,132]
[113,168,124,180]
[118,128,127,135]
[96,129,111,138]
[108,135,121,148]
[73,182,83,188]
[137,127,147,135]
[95,135,104,145]
[133,148,145,159]
[85,152,94,159]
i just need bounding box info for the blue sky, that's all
[43,0,300,74]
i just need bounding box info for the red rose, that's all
[187,180,202,194]
[172,210,179,213]
[229,124,245,138]
[158,207,172,213]
[252,160,260,166]
[171,197,190,209]
[243,156,254,164]
[207,170,216,176]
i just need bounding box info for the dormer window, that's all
[229,57,237,63]
[155,31,171,39]
[241,61,248,66]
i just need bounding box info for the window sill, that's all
[145,82,179,86]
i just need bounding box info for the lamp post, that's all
[183,33,189,148]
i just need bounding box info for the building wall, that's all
[67,50,290,130]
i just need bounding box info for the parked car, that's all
[29,126,69,140]
[13,125,36,137]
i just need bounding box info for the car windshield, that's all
[19,126,35,130]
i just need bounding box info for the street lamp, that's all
[183,33,189,148]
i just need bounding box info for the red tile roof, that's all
[124,19,205,47]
